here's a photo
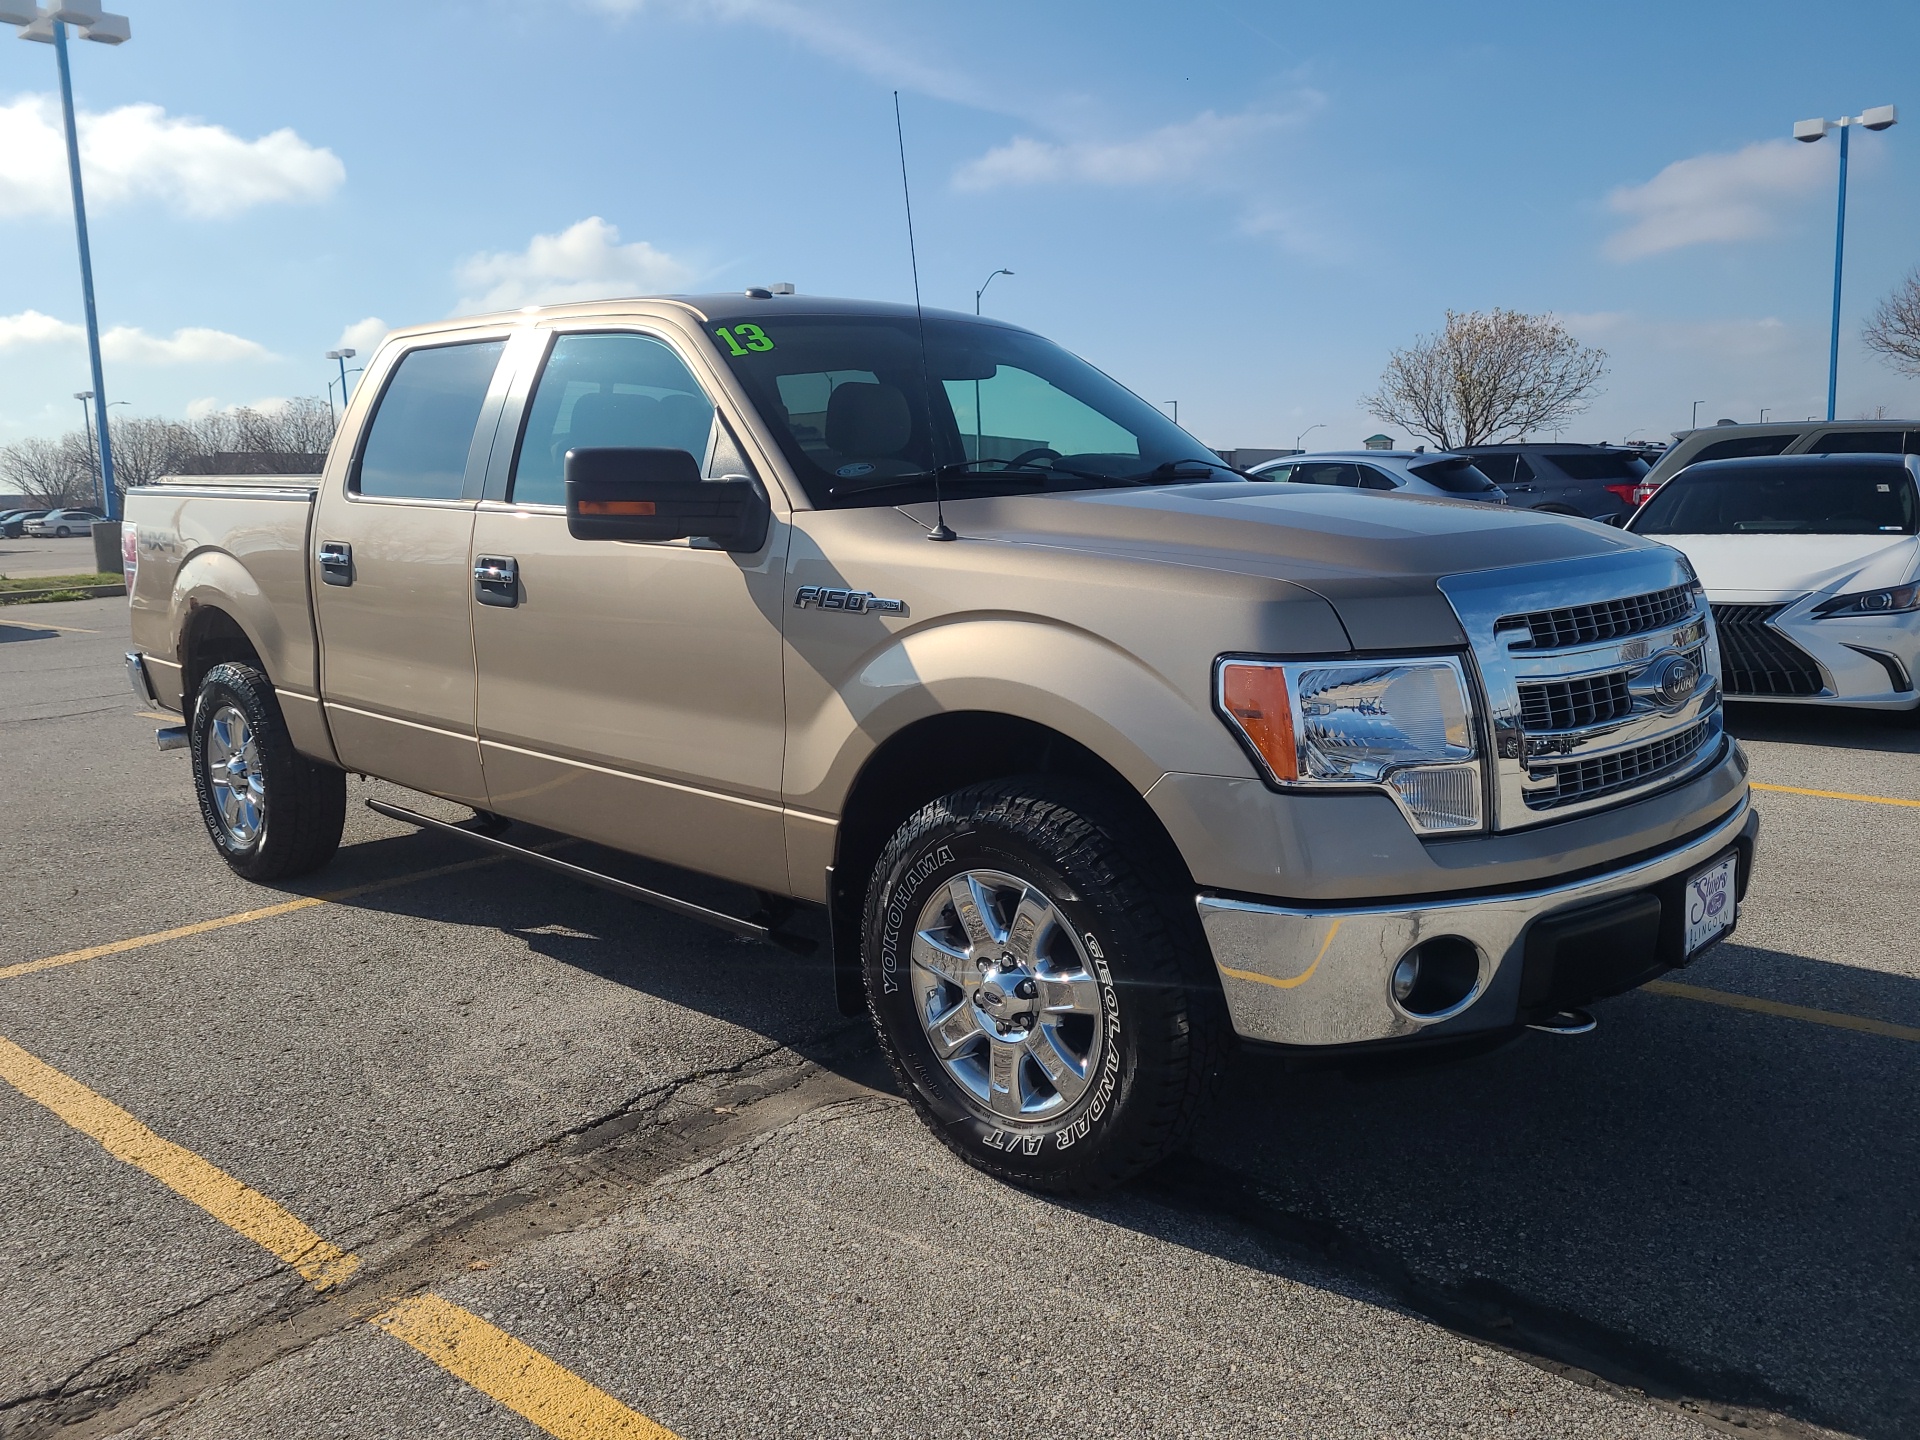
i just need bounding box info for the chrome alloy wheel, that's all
[203,703,266,847]
[910,869,1109,1121]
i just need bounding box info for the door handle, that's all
[318,541,353,586]
[474,555,519,607]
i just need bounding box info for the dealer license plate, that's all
[1684,854,1738,957]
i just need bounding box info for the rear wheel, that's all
[190,662,345,880]
[862,778,1227,1193]
[55,526,70,537]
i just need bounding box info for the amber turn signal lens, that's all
[578,499,656,515]
[1220,663,1298,782]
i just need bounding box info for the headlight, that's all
[1812,583,1920,618]
[1216,657,1484,834]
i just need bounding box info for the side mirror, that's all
[564,448,769,553]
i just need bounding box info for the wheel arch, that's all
[826,710,1195,1016]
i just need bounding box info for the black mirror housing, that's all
[564,448,769,552]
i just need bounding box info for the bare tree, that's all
[109,415,199,490]
[1863,269,1920,377]
[1363,309,1608,449]
[0,434,96,508]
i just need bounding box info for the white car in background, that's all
[1628,453,1920,710]
[1248,450,1509,505]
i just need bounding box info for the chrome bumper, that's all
[125,650,157,705]
[1196,795,1757,1049]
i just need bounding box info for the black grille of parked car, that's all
[1501,584,1696,650]
[1525,718,1715,810]
[1709,603,1825,696]
[1518,671,1634,731]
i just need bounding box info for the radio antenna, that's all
[894,90,955,542]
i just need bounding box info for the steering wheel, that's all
[1004,447,1061,469]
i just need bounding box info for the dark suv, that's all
[1454,444,1650,525]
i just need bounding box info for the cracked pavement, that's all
[2,597,1915,1438]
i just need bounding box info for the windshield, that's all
[706,313,1234,505]
[1408,458,1497,493]
[1631,462,1919,536]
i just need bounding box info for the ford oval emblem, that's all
[1658,655,1699,707]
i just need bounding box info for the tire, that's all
[55,526,70,537]
[862,777,1228,1193]
[189,662,346,881]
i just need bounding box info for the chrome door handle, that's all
[474,555,519,607]
[318,541,353,586]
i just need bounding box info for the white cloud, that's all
[335,317,389,355]
[0,94,344,219]
[954,108,1295,192]
[102,326,271,365]
[581,0,1008,116]
[1603,139,1829,261]
[186,395,295,421]
[0,310,82,349]
[454,217,695,312]
[0,309,269,364]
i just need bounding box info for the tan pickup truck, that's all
[125,293,1757,1191]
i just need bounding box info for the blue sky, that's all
[3,0,1918,452]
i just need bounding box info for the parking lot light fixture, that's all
[1295,423,1325,450]
[1794,106,1898,422]
[973,268,1012,315]
[13,4,133,521]
[74,389,101,509]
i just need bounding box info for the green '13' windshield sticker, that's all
[715,323,774,356]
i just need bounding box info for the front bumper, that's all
[1719,598,1920,710]
[1196,795,1758,1049]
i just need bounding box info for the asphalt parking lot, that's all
[3,596,1916,1439]
[0,535,110,582]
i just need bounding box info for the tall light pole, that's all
[1294,423,1325,451]
[974,268,1012,315]
[9,3,132,520]
[74,389,100,506]
[1691,400,1704,429]
[324,348,359,424]
[1794,105,1898,422]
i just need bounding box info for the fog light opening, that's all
[1389,936,1483,1019]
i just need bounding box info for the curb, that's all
[0,582,127,605]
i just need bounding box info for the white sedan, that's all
[1628,452,1920,710]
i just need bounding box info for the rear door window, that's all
[1689,434,1793,465]
[1291,463,1359,487]
[1805,429,1905,455]
[356,340,507,500]
[510,333,720,507]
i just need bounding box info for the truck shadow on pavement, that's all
[307,824,1915,1440]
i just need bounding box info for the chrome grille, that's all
[1710,603,1825,696]
[1524,718,1714,810]
[1501,583,1695,650]
[1441,556,1726,831]
[1519,671,1632,731]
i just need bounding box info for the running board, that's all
[365,798,815,954]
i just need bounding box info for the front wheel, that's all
[190,662,346,881]
[863,778,1228,1193]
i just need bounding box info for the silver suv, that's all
[1250,450,1507,505]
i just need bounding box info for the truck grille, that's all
[1710,603,1824,696]
[1502,583,1695,650]
[1518,671,1633,731]
[1525,718,1715,810]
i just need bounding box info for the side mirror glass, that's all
[564,448,769,553]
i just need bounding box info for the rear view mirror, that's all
[564,448,769,553]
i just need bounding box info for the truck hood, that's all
[1647,532,1920,604]
[901,482,1651,648]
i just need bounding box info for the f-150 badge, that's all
[794,586,906,615]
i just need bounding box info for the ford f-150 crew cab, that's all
[125,294,1758,1192]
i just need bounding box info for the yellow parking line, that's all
[0,1034,359,1287]
[0,852,514,982]
[0,1031,681,1439]
[1752,781,1920,809]
[0,616,99,632]
[374,1294,680,1440]
[1647,979,1920,1043]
